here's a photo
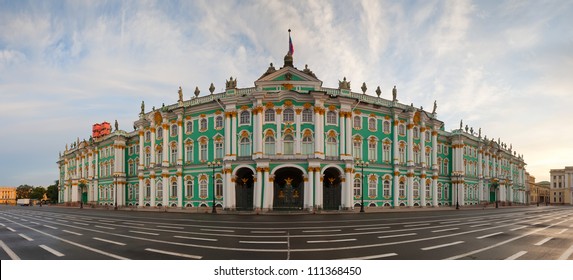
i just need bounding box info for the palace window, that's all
[414,146,420,164]
[413,127,419,139]
[353,116,361,129]
[240,111,250,125]
[438,183,443,200]
[353,139,362,159]
[145,131,151,142]
[200,141,208,162]
[399,181,405,197]
[215,116,223,129]
[326,136,338,157]
[426,180,431,199]
[444,159,449,174]
[215,141,223,160]
[200,118,207,131]
[368,118,376,131]
[186,120,193,133]
[326,111,337,125]
[368,178,377,197]
[368,141,377,161]
[283,108,294,123]
[157,127,163,139]
[239,137,251,156]
[156,182,163,199]
[444,184,449,200]
[398,124,406,136]
[302,109,313,122]
[199,179,208,198]
[128,185,133,200]
[170,145,177,165]
[413,181,420,198]
[383,143,391,163]
[302,135,313,155]
[353,178,362,197]
[383,120,391,134]
[145,150,151,167]
[284,134,294,155]
[425,130,430,141]
[145,182,151,198]
[128,161,135,175]
[134,184,139,201]
[383,180,391,197]
[156,149,162,164]
[264,136,275,155]
[438,158,443,174]
[398,143,406,164]
[171,124,177,137]
[215,178,223,198]
[185,179,193,198]
[265,109,275,122]
[185,142,193,163]
[425,148,431,165]
[171,181,177,197]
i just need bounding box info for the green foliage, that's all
[46,180,59,203]
[16,185,33,199]
[30,186,47,200]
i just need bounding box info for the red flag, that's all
[288,31,294,55]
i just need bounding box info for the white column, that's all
[314,167,321,209]
[420,125,426,168]
[406,120,413,166]
[307,167,314,210]
[225,113,231,157]
[314,108,321,155]
[162,174,168,206]
[225,167,233,209]
[150,125,156,166]
[256,107,263,156]
[421,175,426,207]
[295,109,301,154]
[393,171,399,207]
[138,176,144,207]
[264,168,272,210]
[345,113,352,158]
[138,128,145,169]
[150,173,156,206]
[177,169,183,208]
[177,117,183,165]
[392,118,399,165]
[276,109,282,154]
[407,174,413,206]
[432,175,438,206]
[344,166,353,209]
[431,130,438,170]
[252,108,258,158]
[162,122,169,167]
[231,112,237,157]
[255,167,262,210]
[339,112,345,156]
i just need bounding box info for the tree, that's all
[16,185,33,199]
[46,180,59,203]
[30,186,47,200]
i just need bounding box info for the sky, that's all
[0,0,572,187]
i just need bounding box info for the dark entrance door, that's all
[273,167,304,210]
[235,168,254,211]
[323,168,342,210]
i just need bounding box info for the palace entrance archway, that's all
[273,167,304,210]
[323,167,342,210]
[235,168,254,210]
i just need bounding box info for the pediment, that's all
[255,66,322,84]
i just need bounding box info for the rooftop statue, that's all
[303,64,316,78]
[375,86,381,97]
[432,100,437,114]
[140,101,145,115]
[178,86,183,102]
[115,120,118,131]
[338,77,350,90]
[194,86,200,97]
[361,82,367,94]
[392,86,397,101]
[225,77,237,90]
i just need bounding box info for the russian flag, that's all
[288,31,294,55]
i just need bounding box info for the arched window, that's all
[425,147,431,165]
[240,111,250,124]
[353,116,361,129]
[326,136,338,157]
[128,185,133,200]
[145,131,151,142]
[215,116,223,128]
[186,121,193,133]
[398,124,406,136]
[302,135,313,155]
[157,127,163,139]
[425,180,431,199]
[185,142,193,163]
[353,138,362,159]
[239,137,251,156]
[171,181,177,197]
[156,148,162,164]
[383,142,391,163]
[414,146,420,164]
[368,177,377,197]
[134,184,139,201]
[170,145,177,165]
[413,181,420,198]
[171,124,178,137]
[145,182,151,198]
[438,158,443,174]
[326,111,337,125]
[215,140,223,159]
[444,159,449,174]
[200,141,208,161]
[156,182,163,199]
[353,178,362,197]
[283,108,294,123]
[199,179,208,198]
[368,140,377,161]
[383,180,391,197]
[413,127,419,138]
[264,136,275,155]
[383,120,390,134]
[444,184,449,200]
[215,178,223,198]
[200,118,207,131]
[399,180,405,197]
[264,109,275,122]
[368,118,376,130]
[438,183,443,200]
[185,178,193,198]
[425,130,430,140]
[302,108,313,122]
[284,134,294,155]
[399,142,406,164]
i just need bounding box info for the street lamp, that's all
[207,161,222,214]
[114,174,119,210]
[355,160,369,213]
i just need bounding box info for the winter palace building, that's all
[57,49,528,211]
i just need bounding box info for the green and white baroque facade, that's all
[57,54,527,211]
